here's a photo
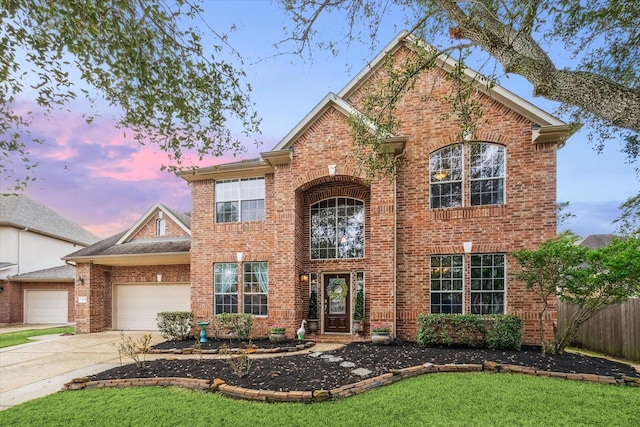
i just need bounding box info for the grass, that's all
[0,372,637,426]
[0,326,75,348]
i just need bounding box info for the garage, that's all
[113,283,191,330]
[24,290,69,323]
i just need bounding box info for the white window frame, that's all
[215,177,265,223]
[430,255,464,314]
[310,197,365,260]
[470,253,506,314]
[214,263,238,314]
[243,262,268,316]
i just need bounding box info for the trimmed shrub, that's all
[416,313,522,350]
[214,313,254,340]
[156,311,193,341]
[485,315,523,350]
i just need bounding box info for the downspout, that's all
[18,227,28,274]
[392,147,406,338]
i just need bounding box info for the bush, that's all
[416,314,522,350]
[214,313,254,340]
[485,315,523,350]
[156,311,193,341]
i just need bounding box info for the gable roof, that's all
[180,30,575,182]
[117,203,191,244]
[62,203,191,266]
[0,194,100,245]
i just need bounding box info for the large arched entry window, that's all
[310,197,364,259]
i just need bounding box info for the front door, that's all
[324,274,350,333]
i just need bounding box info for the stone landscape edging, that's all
[147,340,316,355]
[62,361,640,402]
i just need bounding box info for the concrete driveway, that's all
[0,326,344,411]
[0,327,165,410]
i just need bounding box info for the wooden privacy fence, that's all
[557,298,640,362]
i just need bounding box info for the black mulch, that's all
[90,339,640,393]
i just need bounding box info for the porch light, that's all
[463,241,473,254]
[300,273,309,282]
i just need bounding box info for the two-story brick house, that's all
[67,32,575,343]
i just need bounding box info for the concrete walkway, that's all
[0,325,342,411]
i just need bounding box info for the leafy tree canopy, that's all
[279,0,640,166]
[512,233,640,354]
[0,0,260,190]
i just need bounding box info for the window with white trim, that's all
[430,255,464,313]
[214,263,238,314]
[430,145,463,209]
[243,262,268,316]
[470,144,505,206]
[430,143,505,208]
[215,177,265,223]
[310,197,364,259]
[470,254,505,314]
[156,218,166,236]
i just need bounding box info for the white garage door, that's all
[113,284,190,330]
[24,290,68,323]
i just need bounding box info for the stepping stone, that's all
[308,352,324,358]
[351,368,372,377]
[340,361,356,368]
[320,354,333,359]
[327,357,343,363]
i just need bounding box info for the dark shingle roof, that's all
[0,194,100,245]
[65,231,190,258]
[577,234,618,249]
[7,264,75,281]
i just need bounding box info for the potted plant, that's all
[371,323,392,345]
[352,287,364,335]
[269,324,286,343]
[307,290,319,335]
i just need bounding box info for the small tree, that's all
[308,289,318,320]
[353,288,364,321]
[513,233,640,354]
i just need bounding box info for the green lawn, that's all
[1,373,637,426]
[0,326,75,348]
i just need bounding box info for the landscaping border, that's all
[63,361,640,402]
[147,341,315,355]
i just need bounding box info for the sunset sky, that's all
[5,1,638,239]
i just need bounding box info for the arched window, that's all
[156,218,166,236]
[429,142,505,208]
[310,197,364,259]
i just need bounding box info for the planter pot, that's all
[269,332,287,343]
[307,319,319,335]
[352,320,363,335]
[371,332,392,345]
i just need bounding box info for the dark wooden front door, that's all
[324,274,350,333]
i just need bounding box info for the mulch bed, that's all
[89,339,640,392]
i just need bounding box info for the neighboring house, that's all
[66,32,576,343]
[0,194,100,324]
[577,234,617,249]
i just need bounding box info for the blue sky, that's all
[8,0,638,238]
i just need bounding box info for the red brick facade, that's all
[73,34,568,343]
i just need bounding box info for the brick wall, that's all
[186,45,560,344]
[75,263,190,333]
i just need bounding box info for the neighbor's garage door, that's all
[24,290,68,323]
[113,284,190,330]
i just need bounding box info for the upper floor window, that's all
[429,145,463,208]
[470,143,505,206]
[430,143,505,209]
[156,218,166,236]
[311,197,364,259]
[215,177,265,223]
